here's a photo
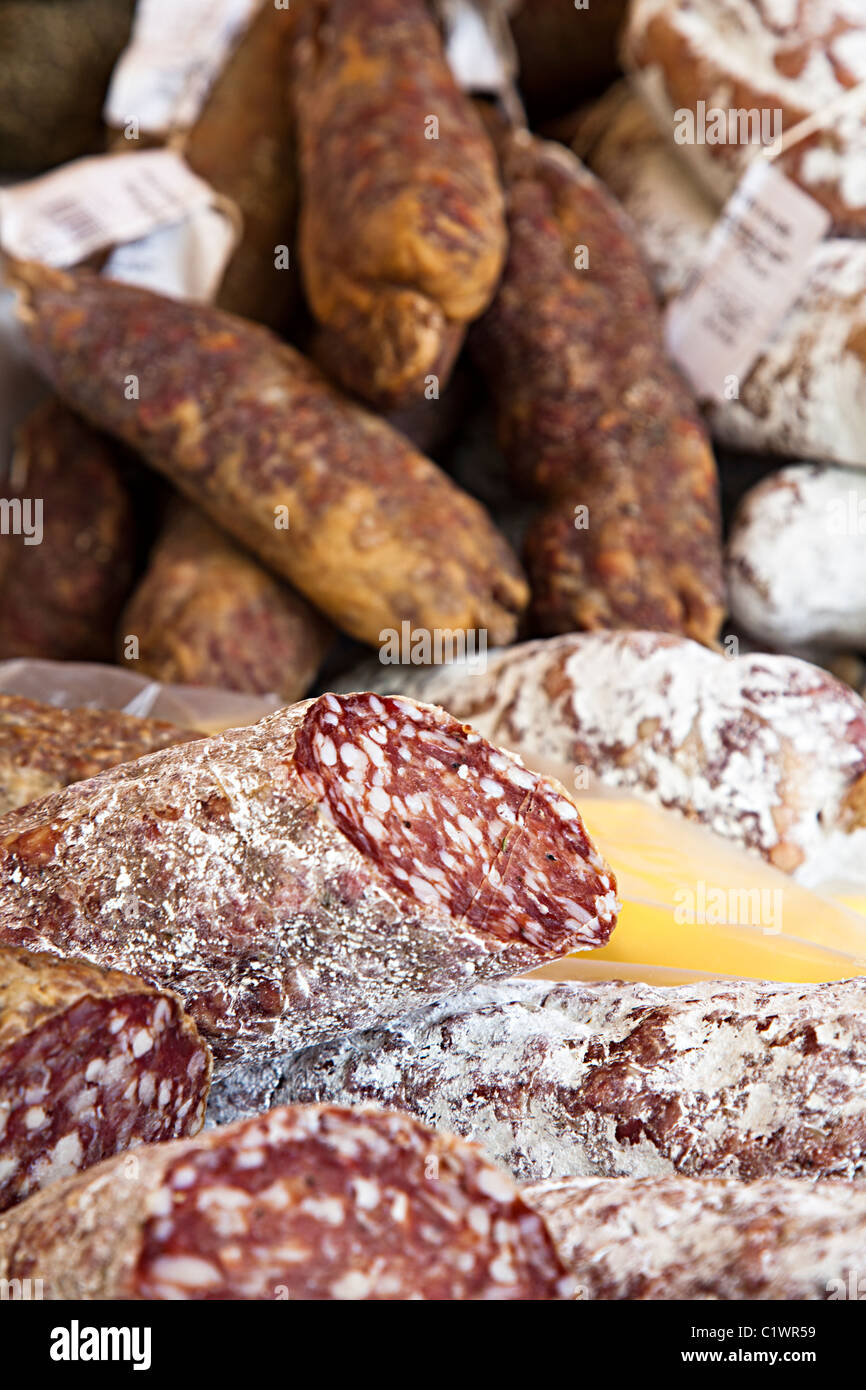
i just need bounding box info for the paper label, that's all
[438,0,517,97]
[104,0,260,134]
[665,159,832,403]
[0,150,225,267]
[104,204,237,303]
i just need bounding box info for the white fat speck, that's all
[301,1195,346,1225]
[317,735,337,766]
[149,1256,223,1288]
[367,786,391,814]
[475,1166,516,1202]
[132,1028,154,1058]
[353,1177,380,1210]
[330,1270,372,1300]
[24,1106,46,1131]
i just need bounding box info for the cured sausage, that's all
[0,692,199,816]
[340,630,866,882]
[0,693,618,1104]
[471,129,723,643]
[623,0,866,236]
[726,464,866,654]
[0,944,210,1212]
[0,1104,570,1299]
[120,500,332,702]
[292,0,506,408]
[259,976,866,1183]
[0,399,136,664]
[180,1,300,328]
[525,1173,866,1301]
[10,262,527,648]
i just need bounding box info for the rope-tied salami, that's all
[295,693,611,951]
[0,1105,571,1300]
[0,945,210,1211]
[0,694,617,1105]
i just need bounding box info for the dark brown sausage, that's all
[11,262,528,648]
[120,499,332,702]
[292,0,506,408]
[471,129,724,644]
[0,399,136,663]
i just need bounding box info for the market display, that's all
[1,0,865,1307]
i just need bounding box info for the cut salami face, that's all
[337,632,866,883]
[0,1105,571,1300]
[294,693,610,951]
[0,695,617,1103]
[0,945,211,1212]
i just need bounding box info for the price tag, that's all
[104,205,237,303]
[0,150,225,267]
[665,158,832,403]
[104,0,260,134]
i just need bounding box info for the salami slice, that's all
[0,945,210,1212]
[337,631,866,882]
[0,692,199,815]
[0,1104,571,1300]
[0,694,617,1104]
[525,1174,866,1301]
[253,977,866,1183]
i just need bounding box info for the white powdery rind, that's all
[623,0,866,227]
[337,631,866,884]
[525,1173,866,1300]
[584,89,866,467]
[225,976,866,1184]
[727,463,866,650]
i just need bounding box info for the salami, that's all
[259,977,866,1183]
[0,944,210,1213]
[0,692,199,816]
[10,262,527,648]
[180,1,300,328]
[292,0,506,408]
[623,0,866,236]
[120,500,333,702]
[525,1174,866,1301]
[0,1104,570,1299]
[471,129,723,643]
[0,693,617,1104]
[343,631,866,882]
[0,399,136,664]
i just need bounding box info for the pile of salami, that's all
[1,0,866,1303]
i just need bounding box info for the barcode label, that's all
[104,0,261,134]
[0,150,221,266]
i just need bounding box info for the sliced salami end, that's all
[294,692,618,953]
[134,1105,568,1300]
[0,948,211,1211]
